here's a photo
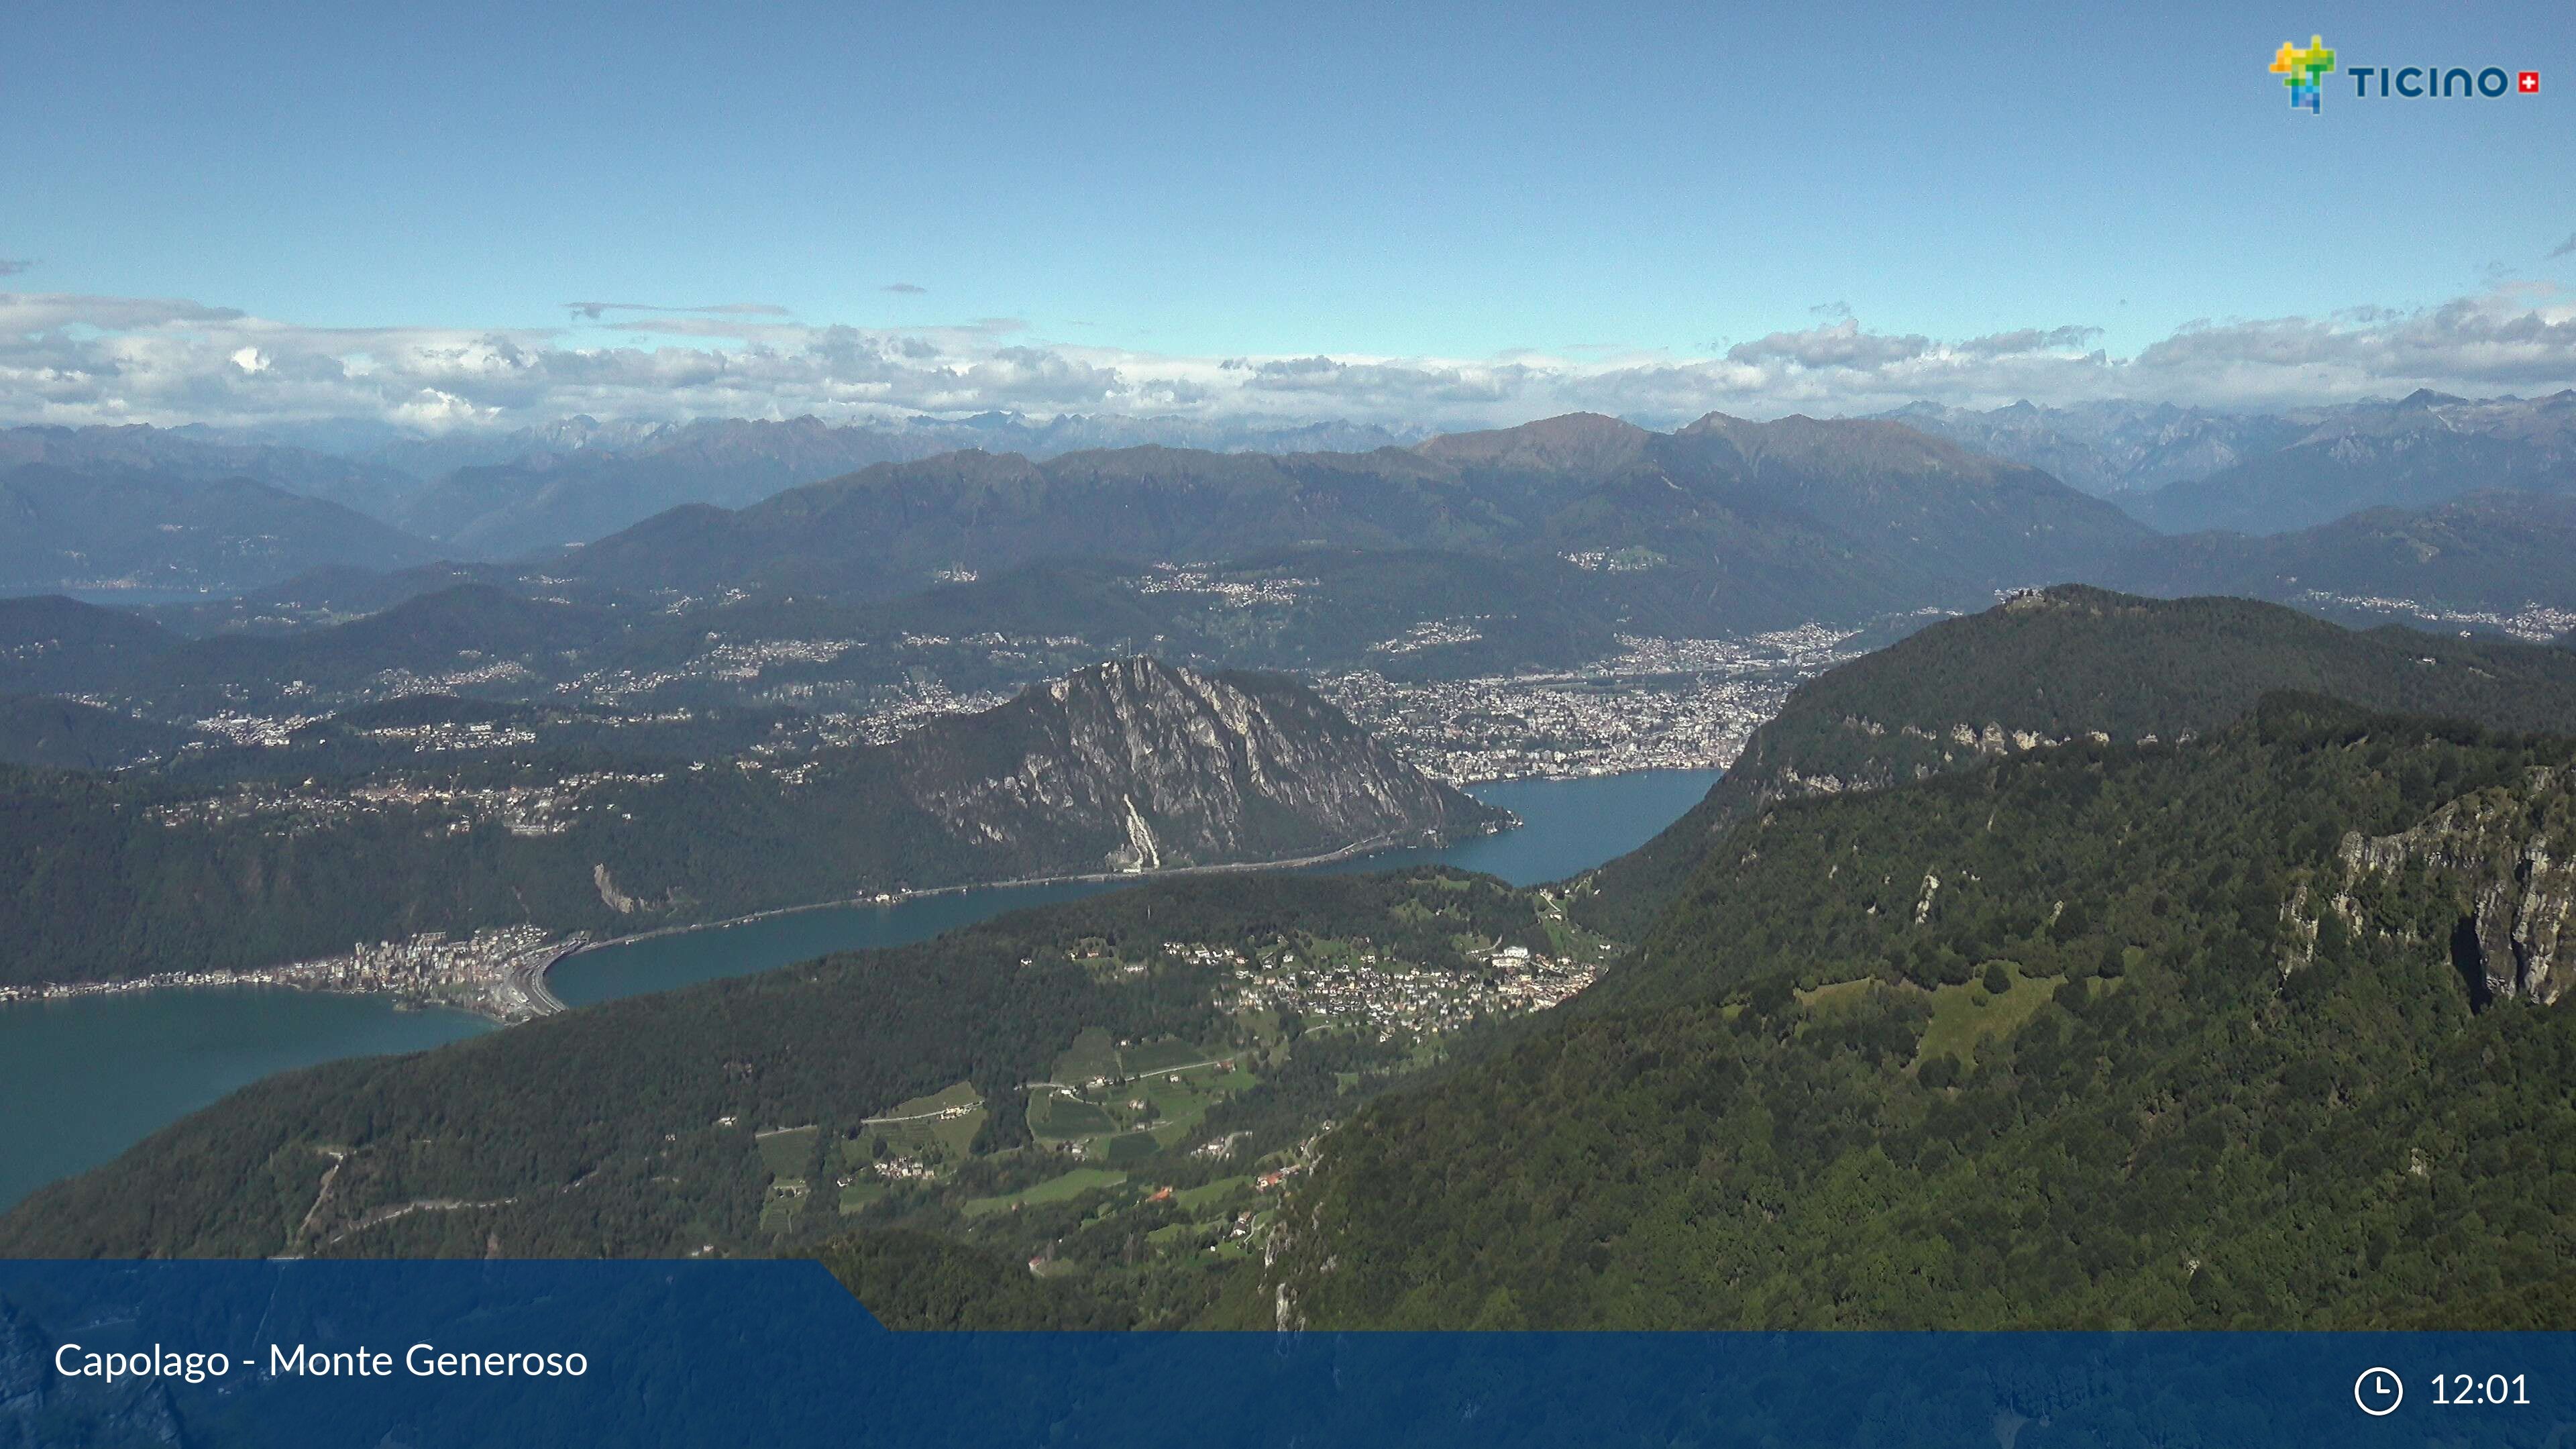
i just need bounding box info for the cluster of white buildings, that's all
[2294,591,2576,643]
[1319,622,1899,782]
[1130,562,1316,608]
[0,923,578,1022]
[148,770,666,837]
[1213,937,1595,1042]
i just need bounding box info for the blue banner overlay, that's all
[2,1260,2569,1447]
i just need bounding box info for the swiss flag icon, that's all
[2519,70,2540,93]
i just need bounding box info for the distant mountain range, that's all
[0,423,420,518]
[1879,399,2314,497]
[553,412,2149,633]
[388,414,1429,554]
[2125,390,2576,535]
[0,414,1426,562]
[1890,391,2576,536]
[13,397,2576,654]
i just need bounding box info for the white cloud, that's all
[566,300,792,321]
[1,284,2571,436]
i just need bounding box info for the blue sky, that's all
[3,0,2570,431]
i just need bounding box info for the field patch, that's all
[1175,1176,1251,1212]
[1917,964,2061,1069]
[961,1168,1127,1218]
[1052,1028,1121,1088]
[1797,978,1880,1016]
[866,1081,985,1161]
[1122,1037,1215,1075]
[1029,1094,1116,1140]
[1104,1132,1161,1165]
[755,1124,817,1180]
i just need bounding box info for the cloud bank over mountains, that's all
[3,282,2571,437]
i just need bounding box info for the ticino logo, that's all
[2269,34,2538,113]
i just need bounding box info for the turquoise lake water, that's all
[0,769,1718,1211]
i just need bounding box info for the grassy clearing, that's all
[879,1081,980,1119]
[758,1179,810,1235]
[862,1081,985,1159]
[1104,1132,1161,1165]
[1917,963,2061,1069]
[1123,1037,1212,1074]
[1029,1095,1116,1140]
[754,1124,817,1179]
[1175,1176,1250,1212]
[961,1168,1127,1218]
[1797,978,1881,1016]
[1053,1028,1121,1087]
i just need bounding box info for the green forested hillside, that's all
[0,869,1565,1307]
[0,694,191,771]
[1265,698,2576,1328]
[809,1230,1138,1330]
[1579,586,2576,937]
[2104,491,2576,619]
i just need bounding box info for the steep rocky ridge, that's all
[886,658,1502,874]
[2331,770,2576,1006]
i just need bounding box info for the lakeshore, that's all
[541,822,1450,977]
[0,769,1717,1212]
[0,821,1474,1024]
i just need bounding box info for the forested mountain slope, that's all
[0,464,440,593]
[0,695,192,771]
[1579,587,2576,936]
[0,868,1568,1299]
[0,594,177,694]
[2101,490,2576,621]
[1266,698,2576,1328]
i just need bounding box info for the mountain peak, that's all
[1414,412,1650,471]
[2397,387,2468,409]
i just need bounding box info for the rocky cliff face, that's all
[888,658,1505,874]
[2336,769,2576,1006]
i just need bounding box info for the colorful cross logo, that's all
[2520,70,2542,93]
[2270,34,2337,112]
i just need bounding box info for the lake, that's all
[0,768,1718,1211]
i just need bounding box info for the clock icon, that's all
[2355,1366,2404,1416]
